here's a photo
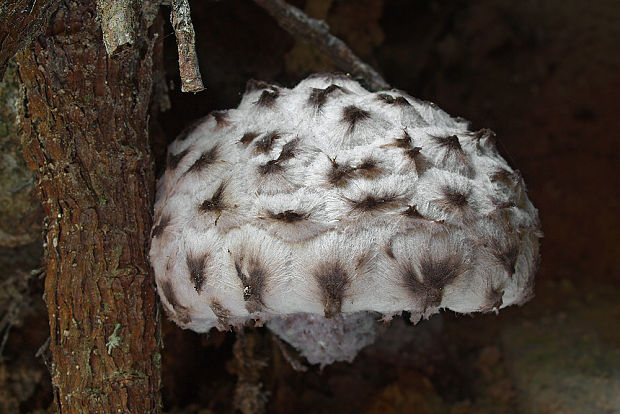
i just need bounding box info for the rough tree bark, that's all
[0,0,57,81]
[17,1,162,412]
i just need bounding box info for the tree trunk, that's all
[17,1,162,412]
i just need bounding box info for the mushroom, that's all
[149,73,541,367]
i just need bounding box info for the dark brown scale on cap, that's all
[160,279,191,324]
[355,158,383,179]
[308,84,345,111]
[432,134,464,152]
[404,146,428,175]
[254,131,281,154]
[210,110,230,129]
[235,257,268,313]
[441,186,470,210]
[258,159,284,176]
[327,158,355,186]
[151,215,171,238]
[420,254,465,292]
[277,138,300,162]
[255,89,280,108]
[314,261,350,318]
[346,192,406,212]
[342,105,370,133]
[404,146,422,159]
[402,253,466,311]
[267,210,310,223]
[376,93,411,106]
[239,131,261,147]
[431,135,472,176]
[391,130,413,148]
[209,299,232,330]
[167,148,190,170]
[199,181,226,213]
[185,144,219,175]
[186,254,209,293]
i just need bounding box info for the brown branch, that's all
[253,0,390,91]
[171,0,205,92]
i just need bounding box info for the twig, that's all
[97,0,139,55]
[253,0,390,91]
[170,0,205,92]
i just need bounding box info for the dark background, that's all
[2,0,618,412]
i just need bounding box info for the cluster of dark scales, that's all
[151,74,541,345]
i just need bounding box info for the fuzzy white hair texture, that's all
[149,73,542,367]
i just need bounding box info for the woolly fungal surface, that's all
[150,73,541,366]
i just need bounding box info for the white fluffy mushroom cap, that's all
[149,73,541,333]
